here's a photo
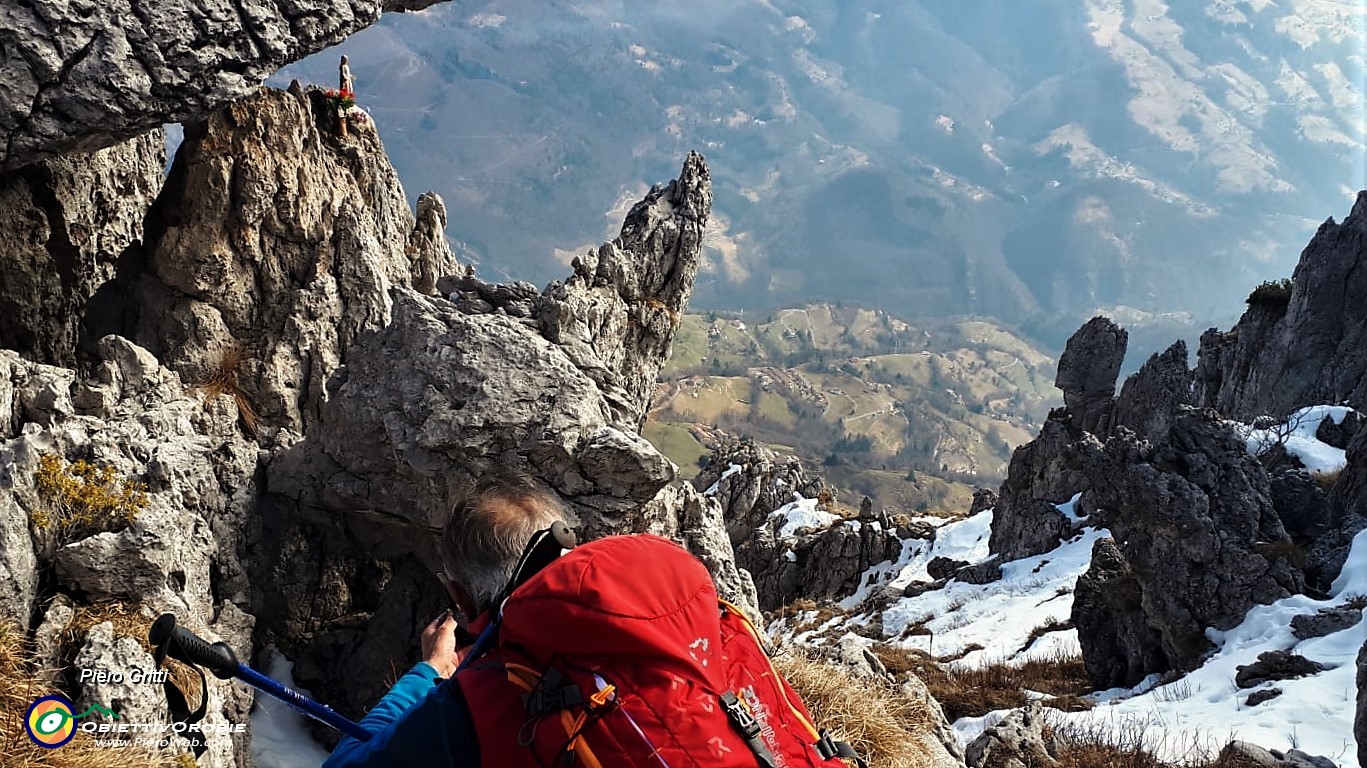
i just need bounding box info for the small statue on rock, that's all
[339,55,356,95]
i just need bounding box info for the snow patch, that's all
[1231,405,1358,474]
[251,649,332,767]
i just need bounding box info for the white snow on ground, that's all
[784,484,1366,766]
[704,463,744,495]
[769,494,841,538]
[854,510,1107,668]
[1023,527,1367,767]
[1232,405,1359,474]
[252,649,333,768]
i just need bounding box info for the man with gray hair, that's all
[322,470,565,767]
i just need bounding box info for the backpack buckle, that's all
[719,692,762,738]
[815,731,839,760]
[720,691,777,768]
[522,669,585,716]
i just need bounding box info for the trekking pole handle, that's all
[149,614,240,680]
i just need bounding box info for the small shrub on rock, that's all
[32,455,148,543]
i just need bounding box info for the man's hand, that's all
[421,610,465,679]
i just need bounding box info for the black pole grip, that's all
[149,614,240,680]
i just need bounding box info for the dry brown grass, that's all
[0,622,188,767]
[1312,468,1343,493]
[1044,717,1239,768]
[872,645,1093,723]
[775,598,845,634]
[32,455,148,544]
[198,343,258,436]
[774,649,932,768]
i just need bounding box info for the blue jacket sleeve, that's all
[321,662,478,768]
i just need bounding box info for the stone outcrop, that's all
[0,338,258,766]
[1196,192,1367,421]
[1234,650,1325,689]
[989,417,1098,561]
[129,85,457,436]
[1054,315,1127,435]
[992,291,1331,689]
[1071,408,1302,686]
[695,439,905,611]
[0,0,448,170]
[245,151,762,719]
[693,437,832,547]
[0,131,164,366]
[1070,538,1166,689]
[965,702,1061,768]
[1112,340,1195,442]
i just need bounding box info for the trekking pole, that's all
[148,614,372,742]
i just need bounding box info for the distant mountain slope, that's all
[644,304,1058,514]
[276,0,1362,335]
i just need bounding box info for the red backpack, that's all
[455,534,867,768]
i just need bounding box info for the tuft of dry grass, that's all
[775,598,846,635]
[56,604,203,732]
[0,622,187,767]
[774,649,933,768]
[198,343,258,436]
[33,455,148,544]
[1045,716,1238,768]
[872,645,1093,722]
[1312,468,1343,493]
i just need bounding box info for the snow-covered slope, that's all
[784,407,1365,765]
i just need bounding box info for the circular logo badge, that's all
[25,695,77,748]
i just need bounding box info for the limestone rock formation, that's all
[1196,192,1367,420]
[965,702,1061,768]
[988,417,1099,561]
[0,0,449,170]
[247,151,760,719]
[131,85,458,435]
[0,132,164,366]
[0,338,258,766]
[1070,538,1166,689]
[1112,340,1195,443]
[1054,315,1127,435]
[1071,408,1301,686]
[540,156,712,430]
[694,439,905,610]
[693,436,832,547]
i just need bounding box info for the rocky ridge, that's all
[0,83,758,764]
[0,0,448,170]
[984,194,1367,696]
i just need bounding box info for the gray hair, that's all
[441,471,566,610]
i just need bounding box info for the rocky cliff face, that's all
[0,0,447,170]
[0,80,756,764]
[130,85,456,435]
[988,193,1367,692]
[1196,192,1367,421]
[695,439,915,612]
[0,131,164,366]
[1,338,257,766]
